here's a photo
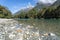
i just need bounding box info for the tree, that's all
[0,5,12,18]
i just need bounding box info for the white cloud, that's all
[11,6,21,13]
[19,2,34,10]
[27,2,34,8]
[34,0,57,4]
[12,2,34,13]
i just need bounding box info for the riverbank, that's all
[0,18,18,23]
[0,18,59,40]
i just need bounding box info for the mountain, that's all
[52,0,60,6]
[14,6,33,15]
[14,0,60,15]
[0,5,12,18]
[34,3,51,10]
[14,2,52,15]
[14,0,60,19]
[33,0,60,12]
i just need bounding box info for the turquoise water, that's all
[17,19,60,36]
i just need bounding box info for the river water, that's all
[18,19,60,36]
[0,19,60,40]
[17,19,60,40]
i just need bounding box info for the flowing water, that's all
[0,19,60,40]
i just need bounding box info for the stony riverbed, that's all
[0,19,59,40]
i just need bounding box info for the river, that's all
[0,19,60,40]
[18,19,60,36]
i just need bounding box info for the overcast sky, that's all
[0,0,57,13]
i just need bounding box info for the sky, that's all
[0,0,57,13]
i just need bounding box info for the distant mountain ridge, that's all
[34,2,51,11]
[52,0,60,6]
[14,0,60,15]
[15,3,51,14]
[14,7,33,15]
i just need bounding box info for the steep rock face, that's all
[52,0,60,6]
[34,0,60,10]
[34,3,51,10]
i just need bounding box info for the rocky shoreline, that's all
[0,19,59,40]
